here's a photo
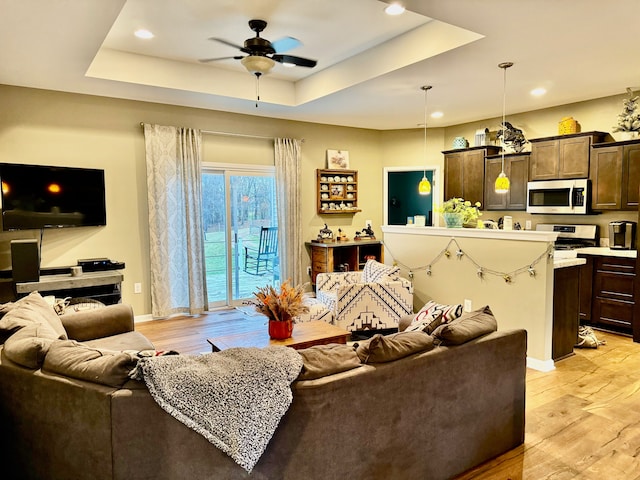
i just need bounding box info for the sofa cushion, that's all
[361,260,400,283]
[297,343,362,380]
[404,310,444,335]
[43,340,138,387]
[3,321,59,369]
[414,300,463,324]
[82,331,155,352]
[431,305,498,345]
[0,292,67,343]
[355,331,434,363]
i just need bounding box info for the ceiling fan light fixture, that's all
[241,55,275,75]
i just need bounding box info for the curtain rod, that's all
[139,123,303,142]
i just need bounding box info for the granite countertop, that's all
[575,247,637,259]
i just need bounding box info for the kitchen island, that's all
[381,225,583,370]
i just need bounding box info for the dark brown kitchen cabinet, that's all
[484,153,529,210]
[443,145,500,205]
[529,131,607,181]
[578,254,593,322]
[590,139,640,211]
[587,255,636,335]
[553,265,581,360]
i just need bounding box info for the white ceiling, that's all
[1,0,639,130]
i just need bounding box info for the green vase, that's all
[443,212,464,228]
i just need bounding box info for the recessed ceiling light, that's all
[431,111,444,119]
[384,3,406,15]
[134,29,154,39]
[530,87,546,97]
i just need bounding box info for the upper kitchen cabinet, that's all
[590,138,640,211]
[529,132,607,181]
[484,152,530,210]
[443,145,501,205]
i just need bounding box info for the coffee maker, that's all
[608,221,637,250]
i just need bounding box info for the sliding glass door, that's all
[201,165,279,308]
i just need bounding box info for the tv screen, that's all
[0,163,106,231]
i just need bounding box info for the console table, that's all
[15,270,124,305]
[306,239,383,286]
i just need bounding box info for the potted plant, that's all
[613,88,640,140]
[250,280,309,339]
[436,197,482,228]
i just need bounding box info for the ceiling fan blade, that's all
[199,56,243,63]
[208,37,245,51]
[271,36,302,53]
[272,54,317,68]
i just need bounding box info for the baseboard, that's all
[134,314,154,323]
[526,357,555,372]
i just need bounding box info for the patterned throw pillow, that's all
[413,300,463,324]
[404,310,444,335]
[362,260,400,283]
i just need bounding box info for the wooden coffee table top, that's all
[207,318,350,352]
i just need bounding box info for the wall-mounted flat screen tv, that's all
[0,163,106,231]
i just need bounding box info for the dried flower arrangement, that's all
[250,280,309,322]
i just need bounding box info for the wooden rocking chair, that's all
[243,226,278,275]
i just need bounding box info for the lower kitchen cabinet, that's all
[580,255,635,335]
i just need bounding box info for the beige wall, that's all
[0,85,385,315]
[1,84,636,316]
[382,228,555,366]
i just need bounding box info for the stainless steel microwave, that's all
[526,179,590,214]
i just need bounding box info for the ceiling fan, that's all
[200,19,317,77]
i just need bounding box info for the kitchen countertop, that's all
[575,247,637,259]
[553,257,586,269]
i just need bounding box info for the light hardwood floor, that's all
[136,313,640,480]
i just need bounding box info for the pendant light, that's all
[495,62,513,194]
[418,85,432,195]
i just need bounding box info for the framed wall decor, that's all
[327,149,350,169]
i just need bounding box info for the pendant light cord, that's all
[423,86,428,177]
[498,62,513,169]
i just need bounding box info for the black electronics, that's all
[0,163,106,231]
[77,258,125,272]
[11,239,40,282]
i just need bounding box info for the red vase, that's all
[268,317,293,340]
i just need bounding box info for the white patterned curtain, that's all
[143,124,207,317]
[274,138,304,285]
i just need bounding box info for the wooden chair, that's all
[243,226,278,275]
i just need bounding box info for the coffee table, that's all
[207,318,350,352]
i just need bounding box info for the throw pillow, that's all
[404,310,444,335]
[431,305,498,345]
[355,331,434,363]
[413,300,463,324]
[361,260,400,283]
[43,340,138,387]
[3,322,59,369]
[297,343,362,380]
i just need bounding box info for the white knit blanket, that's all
[133,346,303,473]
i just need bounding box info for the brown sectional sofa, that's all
[0,293,527,480]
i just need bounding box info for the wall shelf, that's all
[317,169,361,214]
